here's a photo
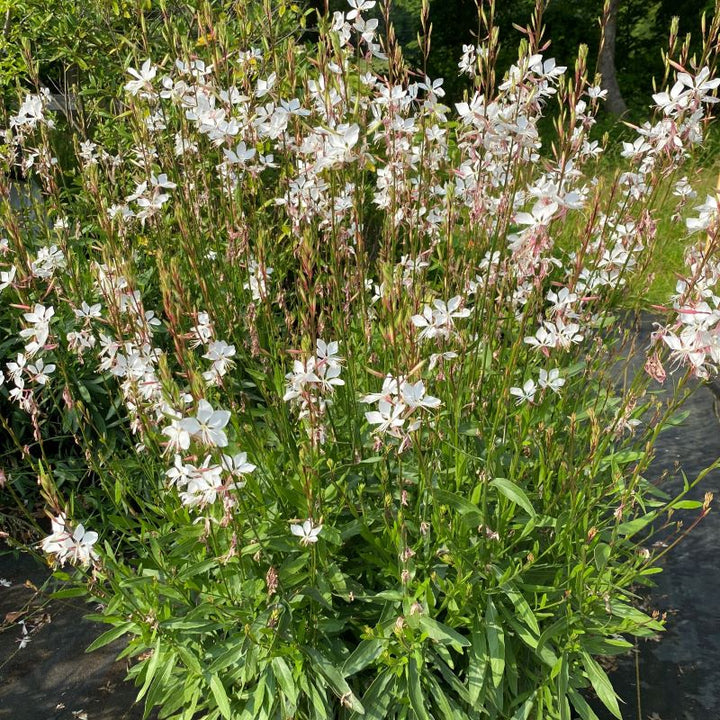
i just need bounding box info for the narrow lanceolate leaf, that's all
[494,576,540,636]
[210,673,232,720]
[581,652,622,719]
[407,656,432,720]
[557,653,570,720]
[272,656,298,706]
[485,600,505,689]
[304,647,365,715]
[427,674,459,720]
[417,615,470,650]
[353,669,395,720]
[137,638,161,701]
[568,688,601,720]
[434,489,483,527]
[511,698,534,720]
[85,621,138,653]
[490,478,536,518]
[343,638,385,676]
[467,622,487,705]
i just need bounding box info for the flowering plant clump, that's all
[1,1,719,718]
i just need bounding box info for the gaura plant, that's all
[1,0,720,718]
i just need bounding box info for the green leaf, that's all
[159,618,221,632]
[568,688,601,720]
[671,500,703,510]
[176,645,203,675]
[359,456,384,464]
[556,653,570,720]
[210,673,232,720]
[208,642,247,673]
[272,656,298,706]
[579,636,633,656]
[308,679,331,720]
[594,543,611,572]
[146,649,177,710]
[490,478,535,517]
[137,638,161,701]
[606,450,644,466]
[353,670,395,720]
[615,511,656,537]
[176,559,217,581]
[608,600,664,632]
[434,488,483,527]
[495,577,540,635]
[664,409,690,427]
[160,678,200,718]
[343,639,384,676]
[433,655,470,704]
[407,656,431,720]
[426,674,458,720]
[537,617,570,659]
[417,616,470,650]
[303,647,364,714]
[52,587,88,599]
[580,652,622,719]
[467,622,487,705]
[485,600,505,689]
[511,698,534,720]
[85,622,137,653]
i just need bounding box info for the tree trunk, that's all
[598,0,627,116]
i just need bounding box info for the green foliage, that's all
[1,2,719,719]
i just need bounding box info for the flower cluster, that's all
[284,340,344,444]
[41,513,98,567]
[362,375,441,439]
[655,248,720,379]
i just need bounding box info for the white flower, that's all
[346,0,375,20]
[124,59,157,97]
[400,380,441,410]
[10,90,53,131]
[178,456,225,508]
[361,374,402,404]
[190,312,214,347]
[74,301,102,320]
[6,354,27,384]
[224,141,256,165]
[284,357,320,402]
[41,513,98,566]
[510,379,537,405]
[66,524,100,565]
[31,245,66,279]
[162,417,191,453]
[221,452,256,480]
[587,85,608,100]
[244,259,273,301]
[686,195,718,233]
[256,72,277,98]
[290,519,323,546]
[179,399,231,447]
[365,398,406,435]
[411,296,471,342]
[546,287,578,318]
[27,358,55,385]
[524,319,583,353]
[538,368,565,393]
[203,340,236,375]
[20,304,54,356]
[316,339,342,369]
[0,266,16,293]
[16,621,31,649]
